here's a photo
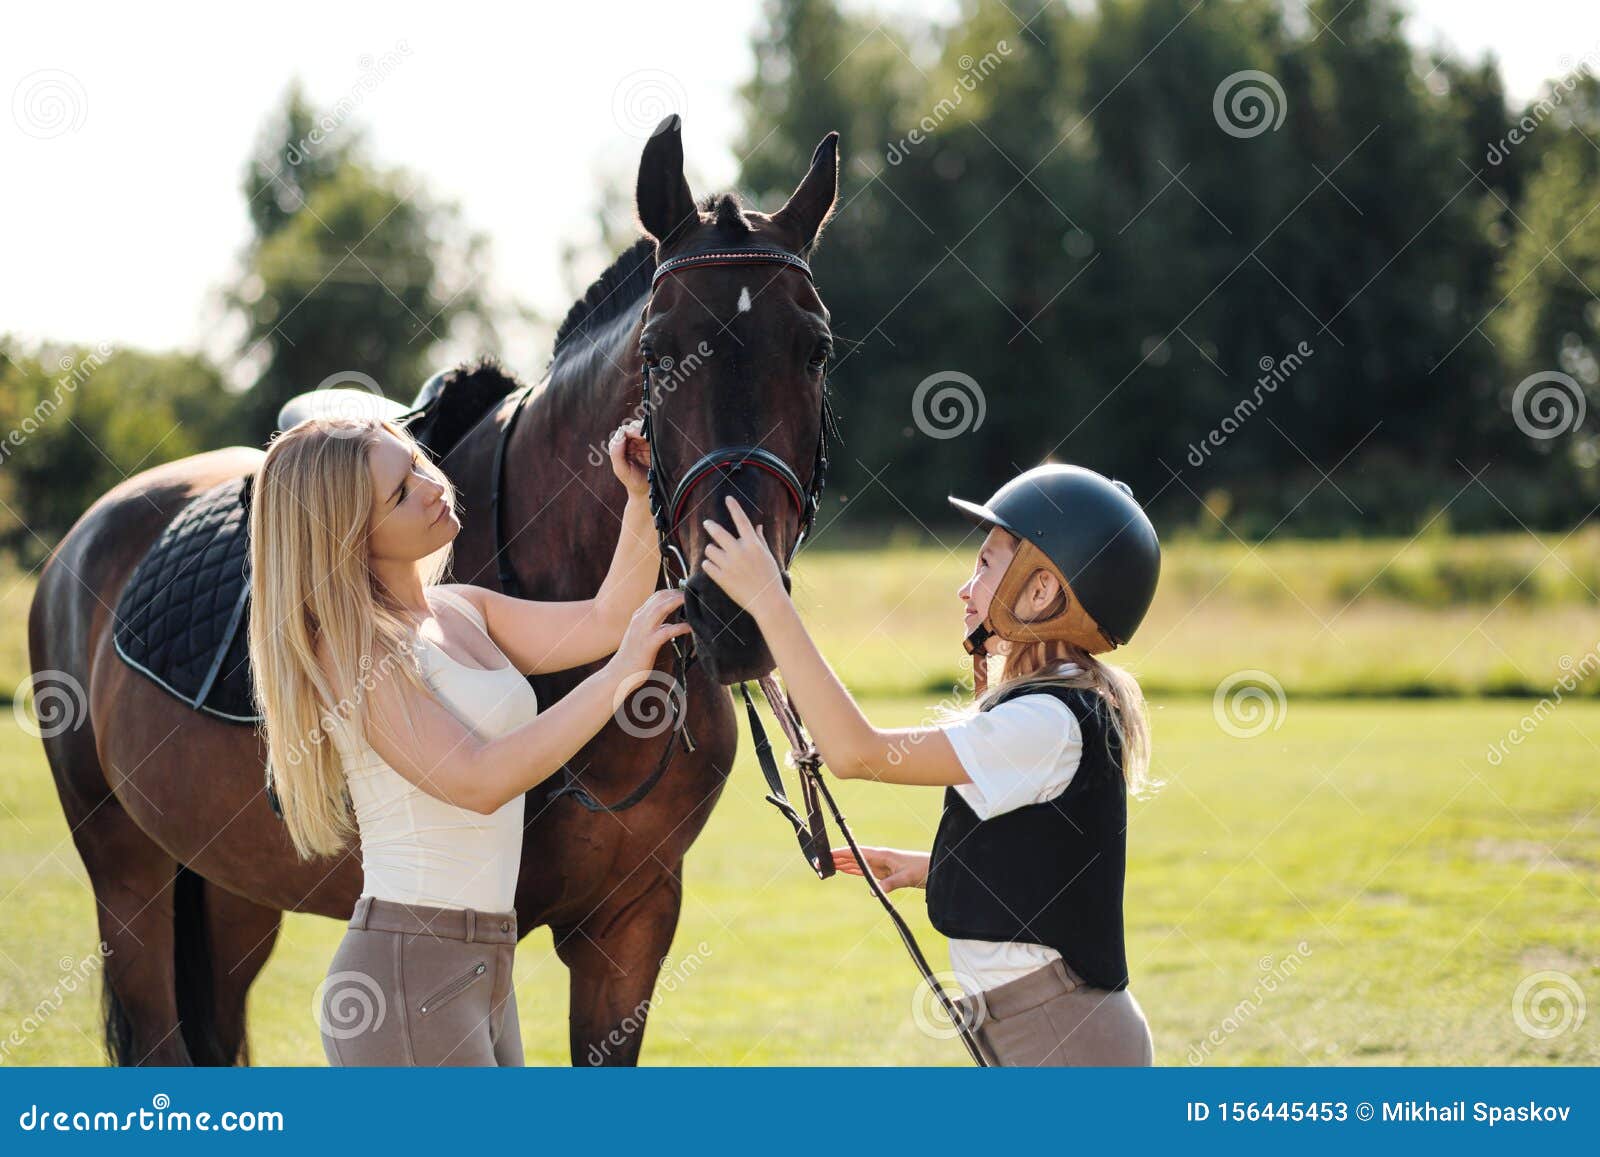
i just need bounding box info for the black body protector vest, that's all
[925,682,1131,991]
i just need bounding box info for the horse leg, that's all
[197,881,283,1066]
[555,867,684,1067]
[67,799,192,1066]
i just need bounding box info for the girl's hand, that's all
[701,495,788,620]
[607,418,651,499]
[830,845,930,892]
[606,588,692,698]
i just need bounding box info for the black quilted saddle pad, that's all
[113,474,259,723]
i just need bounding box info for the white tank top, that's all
[334,586,538,915]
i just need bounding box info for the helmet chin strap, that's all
[962,539,1120,700]
[962,620,995,697]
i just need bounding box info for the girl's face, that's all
[958,527,1016,648]
[365,429,458,565]
[958,526,1062,649]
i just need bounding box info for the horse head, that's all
[634,115,839,686]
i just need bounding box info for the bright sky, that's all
[4,0,1594,377]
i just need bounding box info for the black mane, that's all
[550,194,754,360]
[551,237,656,357]
[405,353,521,462]
[439,352,521,396]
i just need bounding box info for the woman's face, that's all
[365,429,458,565]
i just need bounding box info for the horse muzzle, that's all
[681,568,792,685]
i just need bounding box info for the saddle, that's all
[112,364,521,727]
[112,474,259,722]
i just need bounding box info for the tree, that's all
[0,338,237,560]
[229,83,491,440]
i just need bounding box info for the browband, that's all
[652,249,814,288]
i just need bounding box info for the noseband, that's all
[640,248,838,582]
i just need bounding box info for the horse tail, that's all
[173,864,234,1065]
[101,970,135,1066]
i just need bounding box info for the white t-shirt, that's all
[937,665,1085,993]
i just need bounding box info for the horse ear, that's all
[636,114,699,248]
[770,131,840,254]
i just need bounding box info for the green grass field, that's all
[2,696,1594,1066]
[1,534,1595,1065]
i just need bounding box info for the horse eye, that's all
[808,343,832,372]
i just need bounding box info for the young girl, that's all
[701,462,1162,1066]
[248,414,690,1066]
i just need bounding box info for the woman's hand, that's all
[607,418,651,499]
[830,845,930,892]
[605,588,692,698]
[701,495,788,620]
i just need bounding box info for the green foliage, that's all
[0,338,242,561]
[737,0,1597,536]
[230,83,490,440]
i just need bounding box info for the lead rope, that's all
[740,675,990,1067]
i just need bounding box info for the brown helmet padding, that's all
[977,539,1118,654]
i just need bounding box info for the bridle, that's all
[640,247,838,585]
[488,245,838,816]
[488,244,986,1064]
[645,254,980,1067]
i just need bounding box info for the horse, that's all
[28,114,839,1066]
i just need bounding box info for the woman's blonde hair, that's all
[247,416,456,860]
[946,529,1159,798]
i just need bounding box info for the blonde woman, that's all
[247,413,689,1066]
[701,463,1162,1066]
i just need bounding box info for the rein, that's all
[490,377,695,814]
[739,675,990,1067]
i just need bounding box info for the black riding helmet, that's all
[949,463,1161,656]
